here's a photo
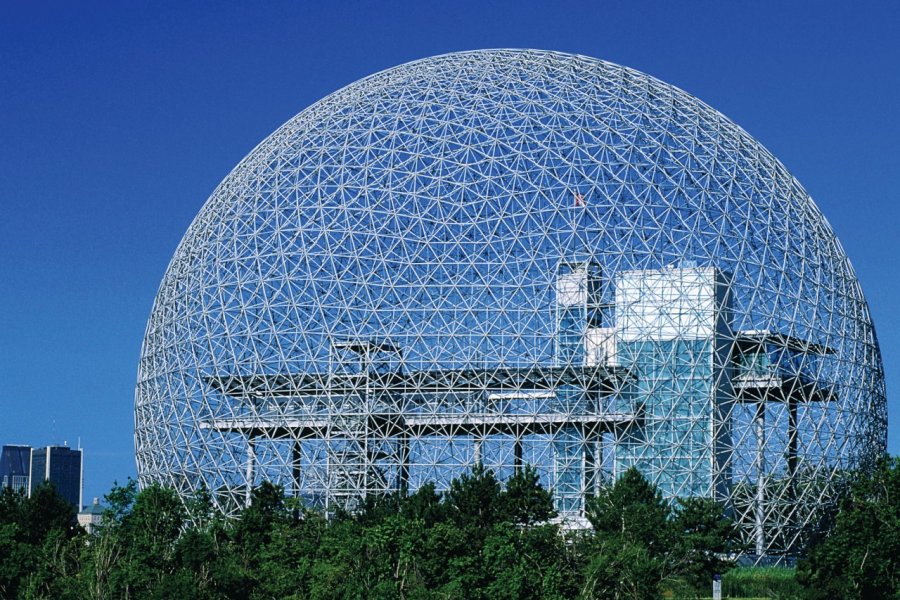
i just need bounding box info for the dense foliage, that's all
[0,460,895,599]
[797,456,900,600]
[722,567,803,599]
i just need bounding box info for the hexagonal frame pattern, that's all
[136,49,886,558]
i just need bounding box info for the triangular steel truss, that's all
[135,50,886,561]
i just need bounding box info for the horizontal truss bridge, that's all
[202,364,636,437]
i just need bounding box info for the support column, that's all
[787,398,798,500]
[513,434,523,474]
[583,434,601,500]
[325,446,332,514]
[754,402,766,556]
[398,435,410,494]
[474,437,483,465]
[245,437,256,508]
[292,440,302,499]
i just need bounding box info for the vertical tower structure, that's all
[554,262,607,512]
[614,265,732,499]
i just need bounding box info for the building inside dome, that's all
[135,49,887,559]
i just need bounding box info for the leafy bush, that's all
[1,460,895,599]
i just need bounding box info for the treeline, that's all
[0,459,897,599]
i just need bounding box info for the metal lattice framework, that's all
[135,49,886,558]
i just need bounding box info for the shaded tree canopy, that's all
[797,456,900,600]
[3,460,895,599]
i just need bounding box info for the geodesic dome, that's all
[136,49,886,557]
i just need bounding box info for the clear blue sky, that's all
[1,1,898,503]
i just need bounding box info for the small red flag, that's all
[573,191,585,206]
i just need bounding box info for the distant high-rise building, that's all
[31,446,83,509]
[0,445,33,494]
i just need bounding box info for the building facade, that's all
[30,446,83,510]
[0,445,32,494]
[78,497,104,534]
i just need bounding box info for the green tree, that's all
[20,481,77,547]
[79,482,132,600]
[107,484,188,598]
[483,522,570,600]
[308,517,374,599]
[101,478,138,525]
[223,481,296,597]
[233,481,287,570]
[431,522,487,599]
[255,508,327,599]
[581,538,662,600]
[400,482,446,527]
[0,486,26,527]
[0,482,78,599]
[445,463,503,529]
[582,468,739,598]
[797,456,900,600]
[501,465,556,526]
[0,487,30,598]
[21,527,84,600]
[585,467,672,554]
[671,497,738,592]
[0,520,31,599]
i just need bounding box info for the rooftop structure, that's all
[78,497,104,534]
[135,49,886,560]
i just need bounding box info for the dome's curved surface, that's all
[136,49,886,556]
